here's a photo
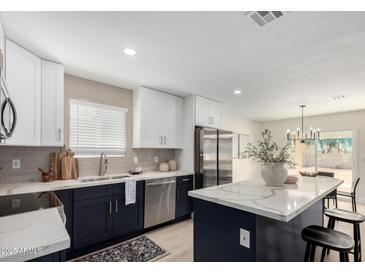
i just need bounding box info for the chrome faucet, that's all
[99,152,108,176]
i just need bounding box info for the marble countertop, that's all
[0,170,193,197]
[0,208,70,261]
[188,176,343,222]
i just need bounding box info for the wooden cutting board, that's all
[58,147,68,180]
[61,152,73,180]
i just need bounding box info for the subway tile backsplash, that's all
[0,146,175,183]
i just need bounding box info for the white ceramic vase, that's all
[261,162,288,186]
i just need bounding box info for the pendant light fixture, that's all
[286,105,320,143]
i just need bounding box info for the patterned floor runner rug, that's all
[73,235,169,262]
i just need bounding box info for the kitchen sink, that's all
[79,175,130,183]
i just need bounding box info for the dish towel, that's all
[125,177,137,205]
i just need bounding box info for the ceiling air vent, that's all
[244,11,288,28]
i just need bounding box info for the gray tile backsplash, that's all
[0,146,175,183]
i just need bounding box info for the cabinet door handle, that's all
[182,178,190,182]
[115,200,118,213]
[109,201,112,215]
[212,117,214,125]
[159,136,163,144]
[164,136,166,144]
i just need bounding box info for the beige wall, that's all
[261,109,365,203]
[223,107,261,182]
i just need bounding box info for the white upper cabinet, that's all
[133,87,183,149]
[195,96,210,127]
[41,60,64,146]
[208,100,223,128]
[133,87,162,148]
[3,40,64,147]
[0,20,5,72]
[161,93,183,148]
[195,95,223,129]
[5,40,42,146]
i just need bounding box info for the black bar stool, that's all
[322,208,365,262]
[318,171,338,208]
[302,225,354,262]
[337,178,360,212]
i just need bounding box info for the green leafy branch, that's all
[240,129,296,165]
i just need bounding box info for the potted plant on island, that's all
[241,129,296,186]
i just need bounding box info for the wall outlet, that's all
[12,159,21,169]
[133,156,138,164]
[12,198,21,209]
[154,156,159,163]
[240,228,250,248]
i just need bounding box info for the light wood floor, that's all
[146,218,193,262]
[145,200,365,262]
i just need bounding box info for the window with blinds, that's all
[69,99,127,157]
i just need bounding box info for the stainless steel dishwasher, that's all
[144,177,176,228]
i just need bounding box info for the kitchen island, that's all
[188,176,342,262]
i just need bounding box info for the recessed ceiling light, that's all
[233,90,242,94]
[123,48,137,56]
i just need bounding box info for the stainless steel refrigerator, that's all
[194,127,233,189]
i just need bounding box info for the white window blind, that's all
[69,99,127,156]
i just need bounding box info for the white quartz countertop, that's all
[0,170,193,197]
[0,208,70,261]
[188,176,343,222]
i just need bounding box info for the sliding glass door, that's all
[317,130,353,192]
[290,129,355,192]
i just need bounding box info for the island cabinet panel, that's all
[193,199,257,262]
[73,196,113,249]
[175,175,194,219]
[255,199,322,262]
[192,198,323,262]
[112,182,144,237]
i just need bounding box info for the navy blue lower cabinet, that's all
[74,184,113,201]
[73,196,113,249]
[72,182,144,251]
[112,182,144,237]
[175,175,194,219]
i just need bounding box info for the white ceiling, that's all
[1,11,365,121]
